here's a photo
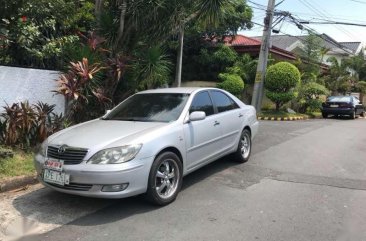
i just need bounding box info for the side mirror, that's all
[105,109,111,114]
[189,111,206,122]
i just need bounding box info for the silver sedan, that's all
[34,87,258,205]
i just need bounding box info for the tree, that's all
[130,46,173,90]
[323,56,355,94]
[296,33,323,84]
[298,82,330,112]
[230,54,258,85]
[265,62,301,111]
[0,0,95,69]
[94,0,252,87]
[348,51,366,81]
[356,81,366,101]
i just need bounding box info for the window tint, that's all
[190,91,214,116]
[211,91,239,113]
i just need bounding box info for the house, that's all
[223,35,297,61]
[223,34,329,71]
[254,34,362,65]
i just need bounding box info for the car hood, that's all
[47,119,167,149]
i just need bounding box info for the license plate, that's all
[44,159,64,171]
[330,105,338,108]
[43,169,70,186]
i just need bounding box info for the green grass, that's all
[258,110,308,118]
[0,149,35,180]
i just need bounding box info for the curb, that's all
[0,175,38,193]
[257,116,308,121]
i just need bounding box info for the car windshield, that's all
[327,96,352,102]
[104,93,189,122]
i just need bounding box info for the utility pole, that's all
[251,0,275,112]
[174,26,184,87]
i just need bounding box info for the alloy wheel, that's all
[155,159,179,199]
[240,131,251,159]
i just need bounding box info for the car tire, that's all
[350,110,356,119]
[322,113,328,118]
[146,152,183,206]
[234,129,251,163]
[361,111,365,117]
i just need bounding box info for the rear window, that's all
[327,96,352,102]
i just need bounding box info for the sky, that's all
[240,0,366,44]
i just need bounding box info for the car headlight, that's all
[88,144,142,164]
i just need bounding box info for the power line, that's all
[250,20,354,56]
[250,21,330,69]
[299,20,366,27]
[247,2,357,55]
[306,0,358,39]
[252,4,366,24]
[249,1,366,35]
[299,0,358,40]
[349,0,366,4]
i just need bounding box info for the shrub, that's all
[213,45,238,67]
[301,82,330,97]
[356,81,366,94]
[298,82,330,112]
[0,146,13,159]
[265,62,301,111]
[0,101,63,148]
[54,57,109,123]
[217,72,244,97]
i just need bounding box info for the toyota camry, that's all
[34,87,258,205]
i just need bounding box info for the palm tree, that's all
[130,46,173,90]
[95,0,249,86]
[325,56,354,94]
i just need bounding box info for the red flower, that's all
[21,16,27,22]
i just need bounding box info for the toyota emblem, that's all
[58,145,67,154]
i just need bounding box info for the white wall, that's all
[0,66,65,114]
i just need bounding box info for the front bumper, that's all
[34,153,154,198]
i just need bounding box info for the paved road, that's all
[2,118,366,241]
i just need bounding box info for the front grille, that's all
[47,145,88,165]
[47,182,93,191]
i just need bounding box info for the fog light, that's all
[102,183,129,192]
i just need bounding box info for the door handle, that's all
[239,113,243,118]
[214,121,220,126]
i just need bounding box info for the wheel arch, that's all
[243,125,251,136]
[155,147,184,167]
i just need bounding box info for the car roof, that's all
[327,96,353,101]
[137,87,219,94]
[329,96,352,98]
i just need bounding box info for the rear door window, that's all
[210,91,239,113]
